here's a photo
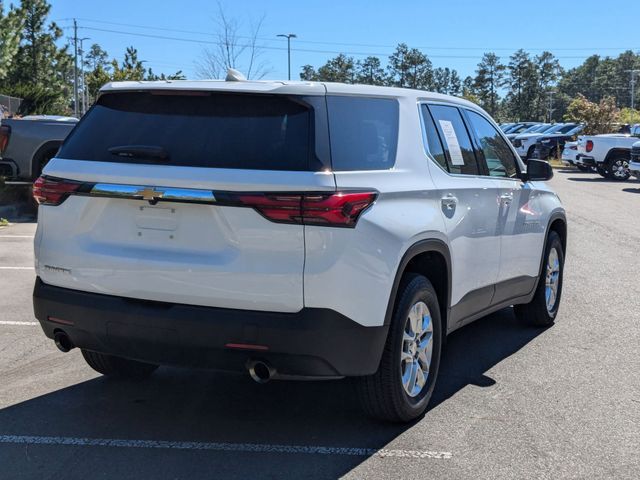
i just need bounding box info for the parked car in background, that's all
[31,78,566,423]
[576,124,640,180]
[513,123,578,161]
[629,140,640,179]
[531,124,584,161]
[561,141,580,166]
[505,123,550,141]
[503,122,539,135]
[0,115,77,180]
[500,122,516,131]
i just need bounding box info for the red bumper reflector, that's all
[225,343,269,351]
[47,316,75,326]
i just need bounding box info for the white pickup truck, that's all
[576,124,640,180]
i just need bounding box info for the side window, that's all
[327,96,399,171]
[428,104,479,175]
[465,110,518,178]
[420,105,448,171]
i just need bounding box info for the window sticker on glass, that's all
[438,120,465,166]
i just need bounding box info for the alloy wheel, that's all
[400,301,433,397]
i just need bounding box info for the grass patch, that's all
[0,218,9,227]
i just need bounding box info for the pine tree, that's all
[355,56,387,86]
[505,49,539,120]
[0,1,23,81]
[388,44,433,89]
[473,53,506,116]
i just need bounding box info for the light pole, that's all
[626,69,640,124]
[277,33,297,80]
[78,37,90,115]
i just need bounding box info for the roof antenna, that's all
[226,68,247,82]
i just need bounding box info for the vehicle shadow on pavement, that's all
[431,307,544,409]
[622,187,640,194]
[0,307,543,478]
[565,176,624,183]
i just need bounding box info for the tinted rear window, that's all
[59,92,320,171]
[327,96,399,171]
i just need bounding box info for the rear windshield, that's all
[59,92,319,171]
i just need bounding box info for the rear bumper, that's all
[576,155,596,166]
[33,278,388,378]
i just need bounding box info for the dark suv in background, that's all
[531,124,584,161]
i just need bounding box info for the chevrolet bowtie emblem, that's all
[136,187,164,201]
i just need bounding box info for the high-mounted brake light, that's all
[32,176,86,206]
[0,125,10,153]
[586,140,594,153]
[219,191,377,227]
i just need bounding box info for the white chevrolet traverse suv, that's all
[32,77,566,422]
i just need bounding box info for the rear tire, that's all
[596,166,608,178]
[81,349,159,379]
[605,156,630,181]
[515,231,564,327]
[356,274,442,422]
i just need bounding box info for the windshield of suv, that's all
[521,124,545,133]
[59,91,318,171]
[556,124,578,134]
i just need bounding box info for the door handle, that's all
[441,194,458,210]
[500,192,513,205]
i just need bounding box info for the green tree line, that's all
[301,46,640,123]
[0,0,183,115]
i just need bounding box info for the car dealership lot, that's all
[0,171,639,479]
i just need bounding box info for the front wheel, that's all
[81,350,159,379]
[515,231,564,327]
[356,274,442,422]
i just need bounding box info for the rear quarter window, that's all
[327,96,399,171]
[59,92,324,171]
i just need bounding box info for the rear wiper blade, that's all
[108,145,170,162]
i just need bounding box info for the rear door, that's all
[36,88,333,313]
[422,104,502,325]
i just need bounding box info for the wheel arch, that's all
[537,211,567,281]
[604,148,630,164]
[384,239,451,336]
[30,140,62,179]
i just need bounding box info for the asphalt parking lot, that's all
[0,170,639,479]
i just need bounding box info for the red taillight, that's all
[32,176,84,206]
[0,125,10,153]
[586,140,594,153]
[302,192,377,226]
[221,191,377,227]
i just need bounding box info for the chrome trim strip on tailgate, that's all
[89,183,216,204]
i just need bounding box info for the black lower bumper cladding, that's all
[33,278,388,378]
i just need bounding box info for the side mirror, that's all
[522,159,553,182]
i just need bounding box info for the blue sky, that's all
[50,0,639,81]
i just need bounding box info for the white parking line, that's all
[0,266,34,270]
[0,321,38,326]
[0,435,452,459]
